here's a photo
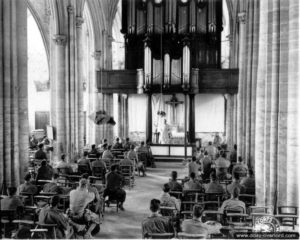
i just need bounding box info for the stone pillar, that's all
[76,16,85,157]
[52,35,67,158]
[117,94,129,139]
[188,94,195,144]
[255,0,299,207]
[225,94,234,151]
[146,94,152,143]
[236,11,246,161]
[0,0,28,187]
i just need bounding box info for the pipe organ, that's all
[121,0,222,92]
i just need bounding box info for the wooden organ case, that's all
[121,0,223,93]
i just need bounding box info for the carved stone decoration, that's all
[52,34,67,45]
[76,17,84,28]
[237,11,247,24]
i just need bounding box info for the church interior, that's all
[0,0,299,239]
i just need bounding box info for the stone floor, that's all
[96,162,188,239]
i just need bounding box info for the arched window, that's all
[27,8,50,133]
[112,0,125,70]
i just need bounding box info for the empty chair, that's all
[276,206,298,230]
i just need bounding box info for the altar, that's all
[150,143,193,161]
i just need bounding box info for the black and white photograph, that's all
[0,0,299,239]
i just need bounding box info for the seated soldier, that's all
[183,172,203,191]
[167,171,183,192]
[102,145,114,160]
[227,172,246,195]
[69,179,100,239]
[204,172,225,194]
[89,144,100,158]
[188,156,201,177]
[103,165,126,211]
[19,173,38,195]
[56,154,73,174]
[219,187,246,213]
[119,156,134,174]
[1,187,23,210]
[181,205,208,236]
[112,137,123,149]
[42,173,64,194]
[159,184,180,211]
[81,173,102,213]
[127,144,138,168]
[39,196,71,239]
[77,152,91,171]
[36,160,54,183]
[232,156,248,178]
[201,151,212,180]
[141,199,174,238]
[215,153,231,180]
[91,157,107,177]
[34,143,47,160]
[241,169,255,194]
[123,137,131,151]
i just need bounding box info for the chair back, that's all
[178,233,206,239]
[204,192,224,207]
[57,167,69,175]
[92,166,105,178]
[120,165,133,177]
[277,206,298,229]
[169,191,182,200]
[77,164,90,175]
[159,206,176,217]
[146,233,174,239]
[239,194,255,208]
[249,206,273,214]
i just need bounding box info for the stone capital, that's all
[237,11,247,24]
[52,35,67,46]
[76,17,84,28]
[92,51,101,60]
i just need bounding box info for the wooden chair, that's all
[177,233,206,239]
[1,210,16,238]
[36,222,58,239]
[119,165,135,189]
[204,192,224,208]
[146,233,174,239]
[169,191,182,200]
[224,206,247,226]
[137,152,148,170]
[103,158,111,170]
[239,194,255,208]
[160,206,177,218]
[203,210,223,222]
[34,195,52,208]
[20,192,35,206]
[77,164,90,175]
[276,206,298,230]
[91,166,106,183]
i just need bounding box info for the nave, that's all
[99,162,187,239]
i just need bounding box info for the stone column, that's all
[188,94,195,144]
[236,11,246,161]
[0,0,28,187]
[225,94,234,151]
[146,94,152,143]
[52,34,67,158]
[76,16,85,157]
[117,94,129,139]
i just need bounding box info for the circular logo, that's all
[253,216,280,232]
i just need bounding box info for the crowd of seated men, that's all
[2,136,159,239]
[140,142,260,238]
